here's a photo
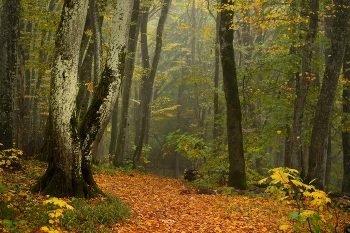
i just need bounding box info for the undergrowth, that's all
[0,146,129,233]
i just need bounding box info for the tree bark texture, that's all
[0,0,20,149]
[219,0,247,190]
[342,42,350,192]
[133,0,172,166]
[76,0,104,119]
[33,0,134,197]
[79,0,133,182]
[289,0,319,178]
[306,0,350,190]
[33,0,90,197]
[114,0,141,167]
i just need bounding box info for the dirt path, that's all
[94,171,292,232]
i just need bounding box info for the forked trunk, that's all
[33,0,134,197]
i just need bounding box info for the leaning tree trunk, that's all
[219,0,247,190]
[289,0,318,178]
[306,0,350,190]
[0,0,20,149]
[32,0,134,197]
[78,0,133,188]
[133,0,172,166]
[342,42,350,193]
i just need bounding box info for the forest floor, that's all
[94,171,350,233]
[1,160,350,232]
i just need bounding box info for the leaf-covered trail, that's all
[94,172,292,232]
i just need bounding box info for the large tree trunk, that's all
[342,42,350,192]
[32,0,90,197]
[306,0,350,190]
[133,0,172,166]
[113,0,141,167]
[289,0,318,178]
[32,0,134,197]
[219,0,247,190]
[0,0,20,149]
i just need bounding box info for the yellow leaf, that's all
[258,178,267,184]
[40,226,50,232]
[279,224,290,231]
[300,210,315,218]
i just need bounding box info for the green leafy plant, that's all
[163,130,207,161]
[61,197,129,232]
[259,167,334,232]
[39,197,74,233]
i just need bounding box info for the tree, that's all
[0,0,20,149]
[342,42,350,192]
[113,0,141,167]
[133,0,172,167]
[32,0,134,197]
[289,0,319,178]
[306,0,350,190]
[219,0,247,189]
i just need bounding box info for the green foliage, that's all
[199,152,229,187]
[132,144,152,166]
[259,167,337,232]
[0,153,129,232]
[163,130,207,161]
[246,168,265,187]
[92,163,118,175]
[62,197,129,232]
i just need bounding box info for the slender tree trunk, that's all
[76,0,104,119]
[219,0,247,190]
[289,0,318,178]
[133,0,172,166]
[342,42,350,192]
[213,13,221,146]
[0,0,20,149]
[175,72,186,178]
[306,0,350,190]
[114,0,141,167]
[17,53,25,150]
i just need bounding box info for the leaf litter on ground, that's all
[94,171,349,233]
[2,160,350,232]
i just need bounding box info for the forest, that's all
[1,0,350,232]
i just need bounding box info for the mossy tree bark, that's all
[32,0,134,198]
[306,0,350,190]
[32,0,90,197]
[219,0,247,190]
